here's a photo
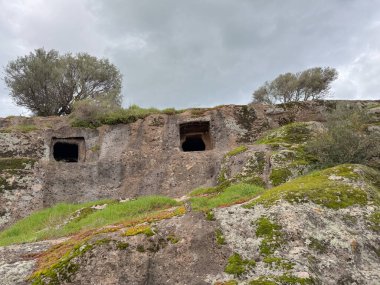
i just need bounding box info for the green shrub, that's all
[306,104,380,169]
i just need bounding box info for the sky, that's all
[0,0,379,117]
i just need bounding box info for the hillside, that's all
[0,100,379,285]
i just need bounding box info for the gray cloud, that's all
[0,0,379,116]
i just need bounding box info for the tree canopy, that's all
[252,67,338,104]
[4,48,122,116]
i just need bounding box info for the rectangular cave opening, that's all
[51,137,85,162]
[179,121,212,152]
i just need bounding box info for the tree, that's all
[4,48,122,116]
[252,67,338,104]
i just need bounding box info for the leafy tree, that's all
[4,48,122,116]
[252,67,338,104]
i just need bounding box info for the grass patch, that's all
[0,196,179,246]
[189,186,222,197]
[0,124,38,133]
[190,183,265,212]
[246,164,380,209]
[226,146,248,157]
[71,104,183,128]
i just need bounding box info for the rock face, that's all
[63,213,230,285]
[0,100,379,285]
[0,100,343,230]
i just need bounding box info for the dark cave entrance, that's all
[51,137,85,162]
[53,142,79,162]
[179,121,212,152]
[182,135,206,152]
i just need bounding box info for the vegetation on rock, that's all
[190,183,264,212]
[0,157,36,171]
[306,104,380,169]
[0,196,180,246]
[247,164,380,209]
[70,103,182,128]
[224,253,256,277]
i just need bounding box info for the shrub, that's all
[306,104,380,169]
[70,99,180,128]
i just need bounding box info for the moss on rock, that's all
[0,158,36,171]
[226,146,248,157]
[247,164,380,209]
[269,168,292,187]
[255,217,284,256]
[256,122,312,145]
[224,253,256,277]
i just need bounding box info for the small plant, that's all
[205,210,215,221]
[167,234,180,244]
[116,241,129,250]
[136,245,145,252]
[215,229,226,245]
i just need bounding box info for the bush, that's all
[71,98,177,128]
[306,104,380,169]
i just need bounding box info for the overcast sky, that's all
[0,0,379,117]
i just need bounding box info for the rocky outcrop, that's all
[0,101,344,230]
[0,100,379,285]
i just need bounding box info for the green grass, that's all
[226,146,248,157]
[0,124,38,133]
[190,183,264,212]
[71,104,183,128]
[0,196,179,246]
[247,164,380,209]
[189,186,222,197]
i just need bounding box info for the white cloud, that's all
[333,50,380,100]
